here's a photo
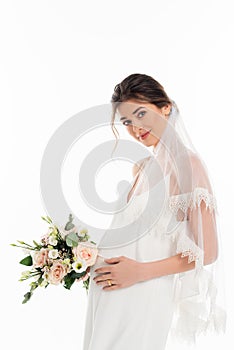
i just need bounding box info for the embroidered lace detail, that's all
[170,230,204,268]
[169,187,218,215]
[180,249,201,264]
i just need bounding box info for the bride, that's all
[82,73,226,349]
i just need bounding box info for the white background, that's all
[1,0,233,349]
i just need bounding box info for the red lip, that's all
[139,130,151,139]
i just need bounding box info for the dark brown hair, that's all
[110,73,172,154]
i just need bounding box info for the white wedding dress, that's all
[82,101,226,349]
[82,178,179,350]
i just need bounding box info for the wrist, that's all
[138,261,156,282]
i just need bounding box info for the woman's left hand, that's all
[93,255,143,291]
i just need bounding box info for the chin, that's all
[152,138,160,147]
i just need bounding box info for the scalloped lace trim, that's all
[169,187,218,215]
[170,230,204,268]
[180,250,199,264]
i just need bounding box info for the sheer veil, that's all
[98,99,227,345]
[157,100,227,344]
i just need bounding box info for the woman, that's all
[83,73,226,349]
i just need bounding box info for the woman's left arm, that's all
[94,254,196,290]
[138,253,196,282]
[94,199,218,290]
[139,197,218,283]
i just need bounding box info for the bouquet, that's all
[11,214,98,304]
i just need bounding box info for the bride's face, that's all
[117,100,171,148]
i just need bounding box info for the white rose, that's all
[72,260,87,273]
[48,235,58,246]
[48,249,59,259]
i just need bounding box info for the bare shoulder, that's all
[188,150,206,173]
[132,156,150,177]
[187,150,213,191]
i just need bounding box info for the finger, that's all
[94,267,111,274]
[95,276,116,285]
[94,276,112,283]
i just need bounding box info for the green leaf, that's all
[83,277,90,291]
[29,282,38,291]
[17,240,26,245]
[63,274,76,290]
[37,276,43,285]
[22,292,32,304]
[65,232,78,247]
[63,276,75,290]
[33,240,41,248]
[46,216,52,223]
[63,271,84,290]
[64,213,75,231]
[20,255,33,266]
[41,216,52,224]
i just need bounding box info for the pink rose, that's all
[33,248,49,268]
[48,260,67,285]
[72,242,98,267]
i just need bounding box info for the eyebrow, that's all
[132,106,144,115]
[120,106,145,121]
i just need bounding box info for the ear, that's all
[161,104,172,117]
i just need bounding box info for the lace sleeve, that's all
[165,157,226,345]
[169,187,218,216]
[168,187,218,268]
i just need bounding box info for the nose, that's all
[132,123,142,136]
